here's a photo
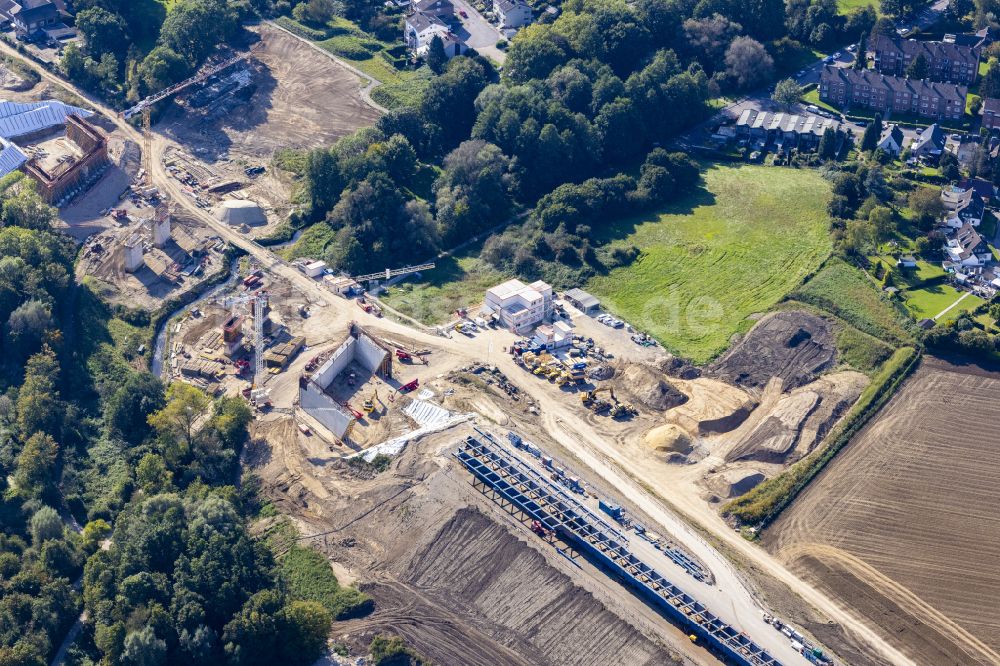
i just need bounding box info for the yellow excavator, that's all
[581,387,615,412]
[363,388,378,413]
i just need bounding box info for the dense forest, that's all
[0,171,362,664]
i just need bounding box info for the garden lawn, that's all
[586,164,833,364]
[837,0,878,14]
[902,284,984,322]
[381,245,511,325]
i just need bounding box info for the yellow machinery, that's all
[581,387,615,411]
[363,389,378,413]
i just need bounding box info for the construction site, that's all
[75,201,229,310]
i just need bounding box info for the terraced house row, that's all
[873,34,980,84]
[819,65,967,120]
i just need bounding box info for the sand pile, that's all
[619,364,688,411]
[643,424,693,455]
[214,199,267,226]
[710,469,767,498]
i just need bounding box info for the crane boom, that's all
[122,43,263,120]
[352,263,436,283]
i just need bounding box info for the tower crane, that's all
[121,43,263,186]
[219,289,269,400]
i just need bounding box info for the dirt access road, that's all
[2,40,913,666]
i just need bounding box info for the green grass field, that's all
[586,164,834,364]
[837,0,878,14]
[901,284,985,322]
[381,246,511,324]
[791,257,914,344]
[280,545,373,619]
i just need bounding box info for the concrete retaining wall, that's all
[300,381,353,438]
[314,337,356,388]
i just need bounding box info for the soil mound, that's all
[643,424,693,455]
[619,364,688,411]
[710,469,766,498]
[709,311,835,391]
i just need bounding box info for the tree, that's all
[420,57,489,153]
[909,186,945,226]
[76,7,128,59]
[939,151,960,180]
[772,78,803,107]
[82,519,112,552]
[861,113,882,152]
[104,373,165,445]
[724,37,774,90]
[136,46,190,94]
[990,302,1000,324]
[136,453,173,494]
[981,61,1000,99]
[13,432,58,499]
[158,0,237,67]
[434,140,514,244]
[844,217,876,254]
[6,299,52,362]
[914,235,932,255]
[426,35,447,74]
[17,346,62,438]
[868,205,894,241]
[683,14,743,70]
[283,601,332,665]
[854,33,868,70]
[905,53,929,80]
[147,383,211,459]
[123,626,167,666]
[503,24,569,83]
[818,127,839,159]
[30,505,63,544]
[2,185,56,231]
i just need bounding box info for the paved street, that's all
[450,0,506,64]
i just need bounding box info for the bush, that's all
[280,545,375,620]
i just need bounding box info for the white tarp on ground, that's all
[403,399,451,426]
[357,409,473,462]
[0,100,94,140]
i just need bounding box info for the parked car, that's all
[459,9,468,17]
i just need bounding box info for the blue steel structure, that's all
[455,431,783,666]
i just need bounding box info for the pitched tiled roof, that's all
[874,34,980,64]
[820,65,968,101]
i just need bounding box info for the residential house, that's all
[873,34,980,84]
[958,176,996,203]
[942,186,985,228]
[910,123,945,159]
[819,66,967,120]
[943,27,993,49]
[413,0,454,19]
[944,222,992,267]
[877,123,905,155]
[983,97,1000,130]
[493,0,532,28]
[484,278,553,333]
[734,109,841,150]
[0,0,58,35]
[404,11,462,57]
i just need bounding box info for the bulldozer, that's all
[611,401,638,418]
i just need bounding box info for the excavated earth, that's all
[255,422,691,666]
[709,311,836,391]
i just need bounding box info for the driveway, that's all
[449,0,506,64]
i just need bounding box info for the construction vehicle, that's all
[582,387,615,407]
[395,348,412,362]
[611,401,638,418]
[363,389,378,413]
[399,378,419,393]
[343,403,363,420]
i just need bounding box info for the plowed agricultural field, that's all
[765,356,1000,666]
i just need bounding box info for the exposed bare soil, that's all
[252,421,702,665]
[709,311,836,392]
[765,356,1000,666]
